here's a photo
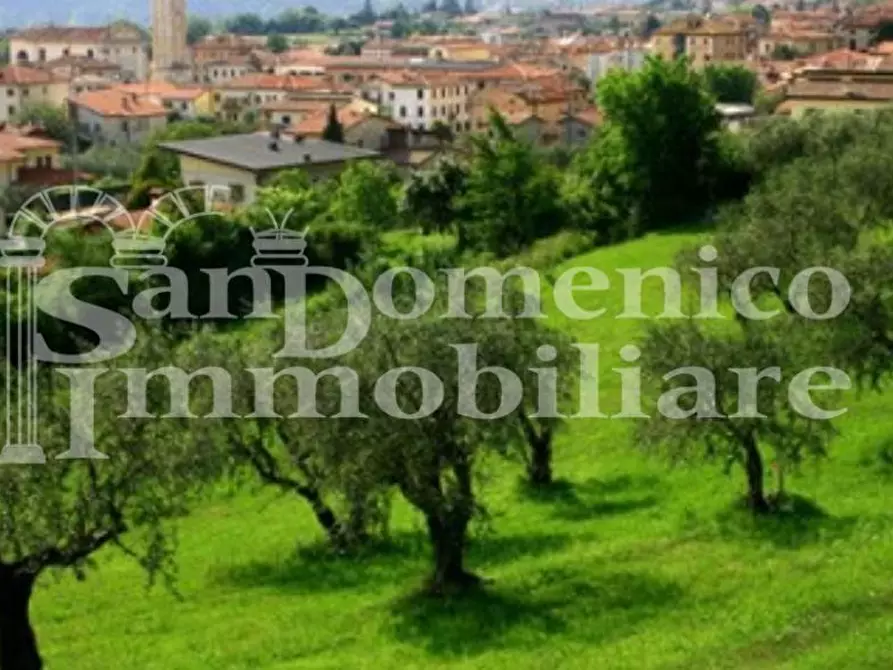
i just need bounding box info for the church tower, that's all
[151,0,190,81]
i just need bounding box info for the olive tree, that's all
[302,303,577,593]
[0,331,208,670]
[638,320,839,513]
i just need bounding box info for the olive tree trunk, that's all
[742,434,770,514]
[425,511,479,594]
[0,568,41,670]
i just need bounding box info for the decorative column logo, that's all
[250,209,309,268]
[0,183,242,464]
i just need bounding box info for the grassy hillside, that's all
[34,230,893,669]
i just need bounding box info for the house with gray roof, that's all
[158,132,384,205]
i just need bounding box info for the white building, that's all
[366,71,474,134]
[69,89,168,146]
[586,47,647,86]
[9,23,149,81]
[0,65,69,127]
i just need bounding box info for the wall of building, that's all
[0,82,69,126]
[782,98,893,118]
[9,31,148,80]
[74,105,166,145]
[382,82,472,134]
[345,119,393,150]
[587,49,647,85]
[179,155,259,204]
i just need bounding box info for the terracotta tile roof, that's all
[873,41,893,55]
[0,131,60,164]
[262,99,333,114]
[0,65,57,86]
[472,62,563,82]
[116,82,206,100]
[765,28,838,41]
[14,166,91,187]
[69,90,167,117]
[291,108,398,135]
[12,25,111,43]
[503,110,541,126]
[565,107,602,126]
[219,73,326,91]
[801,48,886,70]
[785,78,893,100]
[655,16,747,36]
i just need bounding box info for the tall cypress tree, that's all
[322,104,345,143]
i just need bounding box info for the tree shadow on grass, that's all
[211,530,575,595]
[519,475,662,521]
[712,494,859,550]
[387,566,683,657]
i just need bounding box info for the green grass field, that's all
[34,231,893,669]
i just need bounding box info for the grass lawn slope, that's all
[34,231,893,669]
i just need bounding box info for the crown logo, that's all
[110,230,168,270]
[250,209,309,268]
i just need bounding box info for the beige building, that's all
[69,89,168,145]
[291,108,400,151]
[652,16,750,67]
[0,66,69,127]
[151,0,190,81]
[759,30,840,58]
[776,70,893,118]
[9,23,148,81]
[159,133,385,204]
[0,130,62,190]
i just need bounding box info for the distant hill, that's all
[0,0,584,31]
[0,1,359,29]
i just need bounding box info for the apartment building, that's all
[368,71,474,134]
[0,65,68,127]
[69,89,167,145]
[9,23,149,81]
[213,74,330,122]
[652,16,750,67]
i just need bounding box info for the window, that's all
[7,105,14,116]
[229,184,246,203]
[282,114,291,124]
[417,88,424,99]
[62,48,70,56]
[399,106,407,117]
[357,139,364,147]
[389,91,395,101]
[6,89,13,97]
[417,106,424,117]
[21,89,28,97]
[121,120,129,132]
[87,48,94,58]
[38,48,46,61]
